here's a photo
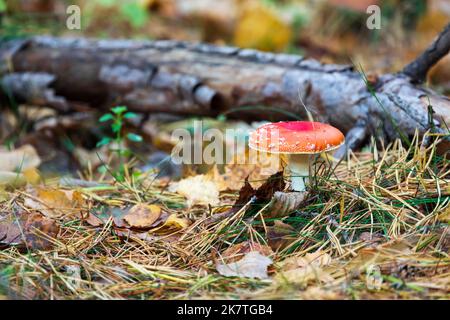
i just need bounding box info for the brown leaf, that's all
[255,171,285,202]
[123,204,162,228]
[220,241,273,264]
[24,213,59,250]
[84,213,104,227]
[115,229,179,243]
[84,206,126,228]
[227,177,255,216]
[266,220,296,251]
[0,214,23,246]
[0,211,59,250]
[264,191,306,218]
[281,251,333,271]
[85,205,170,230]
[205,171,285,224]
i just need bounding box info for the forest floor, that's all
[0,131,448,300]
[0,0,449,300]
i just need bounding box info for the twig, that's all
[402,23,450,83]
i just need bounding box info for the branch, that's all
[402,23,450,83]
[1,36,450,153]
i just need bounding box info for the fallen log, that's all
[1,24,450,155]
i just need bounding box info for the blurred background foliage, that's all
[0,0,449,90]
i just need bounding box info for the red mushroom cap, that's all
[249,121,345,154]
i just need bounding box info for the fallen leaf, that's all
[222,150,282,190]
[0,189,8,202]
[115,229,179,244]
[225,178,255,217]
[24,213,59,250]
[266,220,296,251]
[169,174,220,207]
[85,212,105,227]
[85,206,126,227]
[205,172,286,224]
[0,145,41,172]
[0,211,59,250]
[281,250,333,271]
[233,2,291,51]
[220,241,273,264]
[359,231,384,247]
[22,168,41,185]
[123,204,162,228]
[264,191,306,218]
[255,171,286,202]
[66,265,82,290]
[276,250,334,284]
[216,251,272,279]
[0,214,23,246]
[0,171,26,188]
[151,214,190,235]
[438,206,450,223]
[24,188,86,218]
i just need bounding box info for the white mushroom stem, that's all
[286,154,311,192]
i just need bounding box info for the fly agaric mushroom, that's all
[248,121,345,192]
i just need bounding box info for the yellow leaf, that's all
[438,206,449,223]
[0,171,26,188]
[233,3,291,52]
[22,168,41,185]
[151,214,190,235]
[24,188,86,218]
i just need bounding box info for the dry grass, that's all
[0,132,449,300]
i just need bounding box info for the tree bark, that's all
[403,23,450,83]
[1,34,450,154]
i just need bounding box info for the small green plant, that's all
[97,106,143,182]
